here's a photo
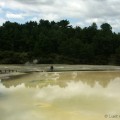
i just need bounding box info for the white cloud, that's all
[0,1,5,7]
[41,13,60,21]
[0,0,120,32]
[6,13,24,19]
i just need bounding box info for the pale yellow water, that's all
[0,70,120,120]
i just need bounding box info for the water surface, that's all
[0,67,120,120]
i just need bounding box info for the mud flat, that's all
[0,64,120,80]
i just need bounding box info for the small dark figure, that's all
[50,66,54,72]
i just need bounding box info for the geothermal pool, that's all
[0,65,120,120]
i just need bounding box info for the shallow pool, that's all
[0,71,120,120]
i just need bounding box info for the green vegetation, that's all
[0,20,120,65]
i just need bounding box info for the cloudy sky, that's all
[0,0,120,32]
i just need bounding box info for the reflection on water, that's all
[1,71,120,88]
[0,71,120,120]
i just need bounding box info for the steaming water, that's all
[0,65,120,120]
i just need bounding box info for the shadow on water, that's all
[1,71,120,88]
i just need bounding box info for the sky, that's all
[0,0,120,32]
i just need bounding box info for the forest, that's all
[0,19,120,65]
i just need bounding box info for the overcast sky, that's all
[0,0,120,32]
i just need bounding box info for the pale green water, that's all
[0,65,120,120]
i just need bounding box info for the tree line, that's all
[0,19,120,65]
